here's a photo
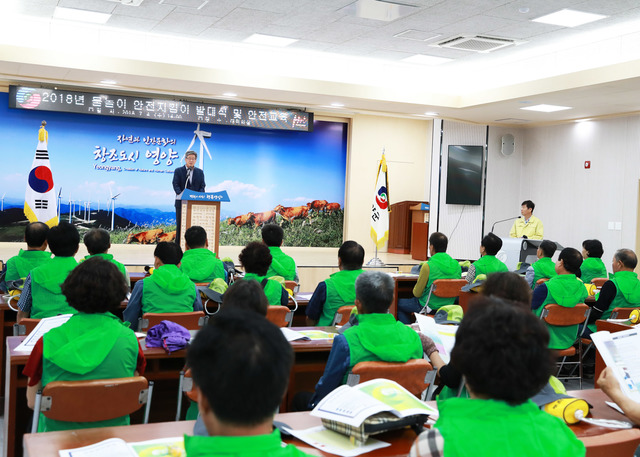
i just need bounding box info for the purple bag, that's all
[145,320,191,353]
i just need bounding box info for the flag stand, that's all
[366,245,385,266]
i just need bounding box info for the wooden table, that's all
[594,320,633,380]
[567,389,634,438]
[391,275,418,319]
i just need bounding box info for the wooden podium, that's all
[179,190,230,254]
[409,203,430,260]
[388,201,430,259]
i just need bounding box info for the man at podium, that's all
[510,200,543,240]
[173,150,206,241]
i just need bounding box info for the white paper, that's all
[414,314,457,363]
[281,327,310,342]
[284,426,390,457]
[591,329,640,403]
[295,293,314,300]
[15,314,73,353]
[606,401,625,415]
[58,438,135,457]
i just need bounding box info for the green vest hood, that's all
[31,256,78,294]
[180,249,224,282]
[429,252,461,277]
[267,246,297,281]
[328,269,363,304]
[84,253,127,278]
[149,264,193,294]
[10,249,51,279]
[473,255,508,276]
[612,271,640,304]
[546,274,587,307]
[580,257,608,283]
[243,272,283,306]
[532,257,557,286]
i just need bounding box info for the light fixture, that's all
[53,6,111,24]
[402,54,452,65]
[330,102,345,107]
[520,104,572,112]
[424,112,439,116]
[222,92,237,97]
[532,9,606,27]
[575,118,591,123]
[243,34,298,47]
[100,79,117,85]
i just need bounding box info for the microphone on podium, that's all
[491,216,521,233]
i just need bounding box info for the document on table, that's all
[281,327,311,342]
[591,328,640,403]
[414,314,457,363]
[58,437,184,457]
[284,426,389,457]
[15,314,73,353]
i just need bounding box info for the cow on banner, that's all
[24,121,58,227]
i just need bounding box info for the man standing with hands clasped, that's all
[173,151,206,242]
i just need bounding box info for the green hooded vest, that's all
[472,255,508,277]
[30,256,79,318]
[40,312,139,432]
[435,398,585,457]
[588,270,640,332]
[266,246,297,281]
[319,269,364,326]
[142,264,196,313]
[532,257,557,289]
[419,252,462,309]
[243,273,284,307]
[83,253,127,280]
[536,274,588,349]
[184,430,312,457]
[343,313,422,382]
[5,249,51,282]
[580,257,608,284]
[180,248,225,283]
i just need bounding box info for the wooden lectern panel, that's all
[180,200,221,254]
[388,201,422,254]
[411,222,429,261]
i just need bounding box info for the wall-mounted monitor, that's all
[445,145,484,206]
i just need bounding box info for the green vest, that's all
[419,252,462,309]
[343,313,422,382]
[142,264,196,314]
[83,253,127,280]
[40,312,139,432]
[266,246,297,281]
[536,274,588,349]
[472,255,508,277]
[180,248,225,283]
[435,398,585,457]
[319,269,364,326]
[588,270,640,332]
[5,249,51,282]
[184,430,312,457]
[30,256,79,318]
[243,273,283,307]
[580,257,608,284]
[532,257,557,289]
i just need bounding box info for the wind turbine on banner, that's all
[56,188,62,220]
[109,186,121,231]
[185,123,213,170]
[1,193,5,212]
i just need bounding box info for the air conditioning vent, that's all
[494,118,531,124]
[434,35,521,53]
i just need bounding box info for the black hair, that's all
[539,240,557,258]
[481,232,502,256]
[451,297,553,405]
[25,222,49,248]
[154,241,183,265]
[429,232,448,253]
[239,241,272,276]
[582,239,604,258]
[261,224,284,247]
[83,228,110,255]
[480,272,532,306]
[355,271,393,313]
[47,221,80,257]
[558,247,583,275]
[521,200,535,211]
[185,150,197,159]
[338,240,365,270]
[615,249,638,269]
[221,279,268,316]
[187,309,293,426]
[185,226,207,249]
[62,257,128,314]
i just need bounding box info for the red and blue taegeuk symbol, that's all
[28,166,54,193]
[376,186,388,209]
[17,88,42,109]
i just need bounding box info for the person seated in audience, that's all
[262,223,298,282]
[220,279,269,316]
[17,221,80,321]
[304,271,422,409]
[239,241,289,307]
[509,200,544,239]
[5,221,51,283]
[398,232,462,323]
[580,239,608,284]
[465,232,508,285]
[598,367,640,426]
[585,249,640,335]
[23,257,146,432]
[531,247,587,349]
[410,297,585,457]
[185,309,311,456]
[82,228,129,283]
[525,239,557,289]
[123,241,202,330]
[180,225,225,283]
[306,240,365,326]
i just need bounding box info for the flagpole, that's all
[367,148,387,266]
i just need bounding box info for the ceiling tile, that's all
[198,27,252,41]
[107,14,158,32]
[162,0,205,8]
[240,0,313,14]
[153,11,218,35]
[176,0,242,17]
[306,22,377,44]
[59,0,116,14]
[112,2,175,21]
[212,7,281,32]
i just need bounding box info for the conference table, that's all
[21,389,632,457]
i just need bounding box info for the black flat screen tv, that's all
[445,145,483,205]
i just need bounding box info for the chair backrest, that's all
[33,376,152,431]
[176,368,198,421]
[265,306,293,327]
[590,277,608,288]
[536,278,549,285]
[540,303,590,327]
[580,428,640,457]
[13,318,41,336]
[139,311,207,331]
[610,306,640,320]
[431,279,468,298]
[331,305,355,326]
[458,291,473,314]
[284,280,299,294]
[347,359,435,398]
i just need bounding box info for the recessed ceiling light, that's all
[243,34,297,47]
[575,118,591,123]
[100,79,117,85]
[424,112,439,116]
[330,102,345,107]
[53,6,111,24]
[532,9,607,27]
[343,0,417,22]
[520,104,572,112]
[402,54,452,65]
[222,92,237,97]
